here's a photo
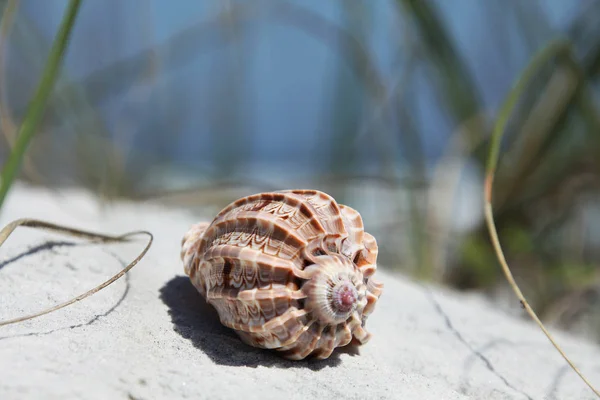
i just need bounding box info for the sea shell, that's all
[180,190,383,360]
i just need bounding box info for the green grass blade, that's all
[0,0,82,209]
[486,39,571,176]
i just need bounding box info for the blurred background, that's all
[2,0,600,340]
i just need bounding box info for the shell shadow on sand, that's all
[159,276,360,370]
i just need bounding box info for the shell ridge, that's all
[201,245,298,292]
[213,192,327,235]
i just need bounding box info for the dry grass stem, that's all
[0,218,153,327]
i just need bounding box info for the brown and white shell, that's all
[180,190,383,360]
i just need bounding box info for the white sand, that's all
[0,184,598,399]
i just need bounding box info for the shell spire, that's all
[180,190,383,360]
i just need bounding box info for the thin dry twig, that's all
[0,218,153,327]
[484,38,600,397]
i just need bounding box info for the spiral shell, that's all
[180,190,383,360]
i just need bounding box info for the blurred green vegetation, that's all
[2,0,600,340]
[0,0,81,208]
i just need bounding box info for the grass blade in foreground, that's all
[0,0,82,209]
[484,39,600,397]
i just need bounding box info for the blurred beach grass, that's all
[2,0,600,341]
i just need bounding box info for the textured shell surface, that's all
[180,190,383,360]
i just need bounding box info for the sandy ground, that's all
[0,184,599,400]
